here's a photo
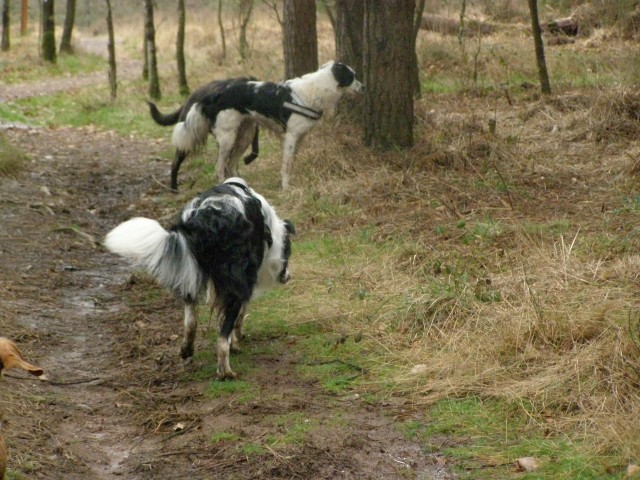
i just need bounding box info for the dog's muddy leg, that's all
[180,302,197,359]
[171,150,188,191]
[216,300,245,379]
[230,305,247,353]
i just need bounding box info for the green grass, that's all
[210,431,241,444]
[0,132,28,176]
[401,398,625,479]
[0,51,105,85]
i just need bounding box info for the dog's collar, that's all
[282,90,323,121]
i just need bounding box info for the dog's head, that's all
[330,61,365,95]
[0,338,44,377]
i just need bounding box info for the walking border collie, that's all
[104,177,295,379]
[147,61,365,190]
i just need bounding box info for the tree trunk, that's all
[283,0,317,79]
[41,0,56,63]
[1,0,9,51]
[363,0,414,150]
[217,0,226,63]
[143,0,161,100]
[142,29,148,80]
[335,0,363,77]
[528,0,551,95]
[238,0,253,60]
[176,0,189,95]
[59,0,75,54]
[106,0,116,100]
[410,0,425,97]
[20,0,26,35]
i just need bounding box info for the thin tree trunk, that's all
[106,0,116,100]
[59,0,75,54]
[528,0,551,95]
[176,0,189,95]
[20,0,26,35]
[283,0,318,79]
[142,29,148,80]
[238,0,253,60]
[41,0,56,63]
[144,0,161,99]
[217,0,226,63]
[1,0,9,51]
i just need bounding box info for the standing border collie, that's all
[147,61,364,191]
[104,177,295,379]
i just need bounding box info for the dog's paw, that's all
[179,343,194,359]
[216,368,238,381]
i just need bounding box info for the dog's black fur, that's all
[104,177,294,379]
[148,78,260,190]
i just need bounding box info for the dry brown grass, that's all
[66,2,640,461]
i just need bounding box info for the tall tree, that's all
[20,0,26,35]
[238,0,253,60]
[143,0,161,99]
[59,0,76,54]
[335,0,363,77]
[410,0,425,97]
[363,0,414,149]
[528,0,551,94]
[217,0,226,63]
[41,0,56,63]
[283,0,317,79]
[106,0,116,100]
[1,0,9,51]
[176,0,189,95]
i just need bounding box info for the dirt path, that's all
[0,118,454,478]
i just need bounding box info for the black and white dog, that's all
[104,177,295,379]
[147,61,365,191]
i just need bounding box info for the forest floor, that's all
[0,42,454,480]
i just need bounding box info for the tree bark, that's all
[238,0,253,60]
[283,0,317,79]
[176,0,189,95]
[363,0,414,150]
[335,0,363,77]
[217,0,226,63]
[410,0,425,97]
[41,0,56,63]
[1,0,9,51]
[106,0,116,100]
[143,0,161,99]
[20,0,26,35]
[59,0,76,54]
[528,0,551,95]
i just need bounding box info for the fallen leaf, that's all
[410,364,428,375]
[515,457,538,472]
[627,464,640,477]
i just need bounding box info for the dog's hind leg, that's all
[216,298,246,379]
[226,121,257,179]
[230,304,247,353]
[180,302,197,359]
[171,150,188,191]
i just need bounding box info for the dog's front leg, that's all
[280,132,298,190]
[180,302,197,359]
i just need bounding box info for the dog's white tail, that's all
[171,104,210,153]
[104,217,203,300]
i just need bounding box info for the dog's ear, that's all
[284,220,296,235]
[331,62,356,88]
[0,338,44,377]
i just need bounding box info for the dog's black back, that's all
[173,184,267,308]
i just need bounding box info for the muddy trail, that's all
[0,127,454,477]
